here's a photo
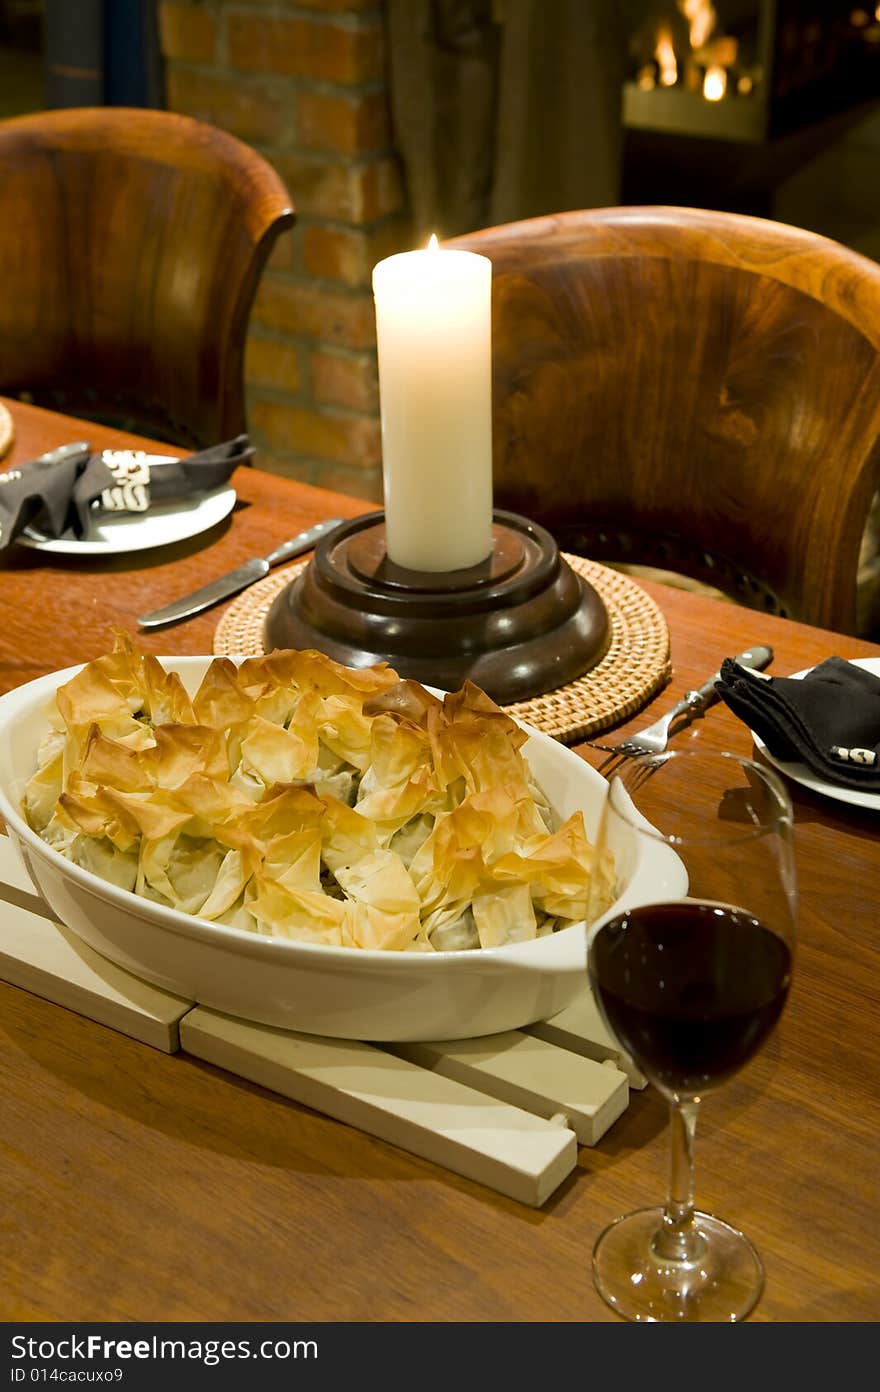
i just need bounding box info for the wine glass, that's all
[587,747,797,1322]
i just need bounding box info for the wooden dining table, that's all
[1,396,878,1325]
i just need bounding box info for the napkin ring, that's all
[99,451,152,513]
[830,745,876,766]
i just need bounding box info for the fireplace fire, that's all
[623,1,879,144]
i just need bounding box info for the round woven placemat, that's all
[0,402,13,460]
[213,553,671,744]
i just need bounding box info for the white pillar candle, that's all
[372,237,494,572]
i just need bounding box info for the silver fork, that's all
[592,644,774,778]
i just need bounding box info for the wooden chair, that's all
[447,207,880,635]
[0,107,294,449]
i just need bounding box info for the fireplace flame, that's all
[655,27,679,86]
[678,0,717,50]
[703,64,727,101]
[642,2,748,103]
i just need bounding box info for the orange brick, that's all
[296,90,390,155]
[302,225,363,284]
[245,335,302,394]
[247,450,319,490]
[230,0,375,9]
[234,431,383,502]
[287,1,379,12]
[252,277,376,349]
[250,397,382,469]
[274,155,404,224]
[165,69,289,145]
[267,232,297,273]
[312,349,378,412]
[311,460,382,503]
[302,218,411,286]
[229,13,384,84]
[359,158,406,222]
[158,2,216,63]
[272,155,354,221]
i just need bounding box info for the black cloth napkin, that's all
[715,656,880,791]
[0,435,253,551]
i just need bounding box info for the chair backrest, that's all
[0,107,294,448]
[447,207,880,634]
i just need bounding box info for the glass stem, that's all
[652,1097,706,1265]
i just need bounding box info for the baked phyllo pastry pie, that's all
[24,633,613,951]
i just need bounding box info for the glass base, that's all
[592,1207,764,1322]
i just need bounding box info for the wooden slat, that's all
[529,994,648,1089]
[181,1006,578,1208]
[0,835,191,1052]
[389,1031,628,1145]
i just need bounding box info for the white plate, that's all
[17,485,236,556]
[751,656,880,811]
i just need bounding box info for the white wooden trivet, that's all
[388,1032,628,1145]
[0,835,191,1052]
[181,1008,577,1207]
[0,832,637,1205]
[528,996,647,1089]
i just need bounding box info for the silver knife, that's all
[137,517,345,629]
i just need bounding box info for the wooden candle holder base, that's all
[263,510,610,703]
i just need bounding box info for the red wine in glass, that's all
[586,747,797,1322]
[589,901,792,1098]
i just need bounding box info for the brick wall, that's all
[158,0,411,501]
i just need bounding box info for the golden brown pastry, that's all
[24,634,613,951]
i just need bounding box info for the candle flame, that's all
[427,234,439,252]
[703,64,727,100]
